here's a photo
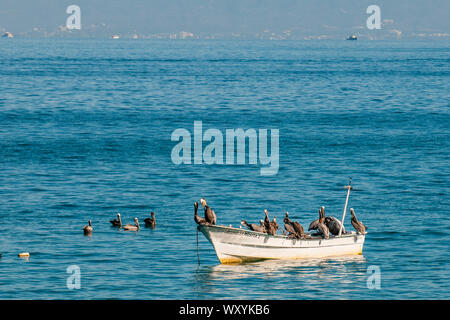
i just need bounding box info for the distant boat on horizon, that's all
[2,32,14,38]
[346,35,357,40]
[112,34,120,39]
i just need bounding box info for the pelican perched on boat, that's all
[325,216,346,235]
[283,214,296,236]
[144,212,156,228]
[83,220,93,235]
[259,220,266,233]
[291,215,305,238]
[241,220,265,233]
[317,207,329,239]
[123,218,140,231]
[308,209,321,231]
[194,202,207,225]
[263,209,277,236]
[272,217,279,232]
[200,198,216,225]
[284,212,305,239]
[350,208,367,234]
[110,213,122,227]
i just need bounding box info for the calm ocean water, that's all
[0,39,449,299]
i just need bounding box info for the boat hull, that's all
[199,225,365,264]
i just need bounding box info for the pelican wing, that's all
[308,219,320,231]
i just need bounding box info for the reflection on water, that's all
[200,255,366,280]
[193,256,368,299]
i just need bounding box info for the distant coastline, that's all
[1,28,449,40]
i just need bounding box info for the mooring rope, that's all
[196,227,200,265]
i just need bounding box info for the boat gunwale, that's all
[198,224,364,241]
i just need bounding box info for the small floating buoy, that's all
[18,252,30,258]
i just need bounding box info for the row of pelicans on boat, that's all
[194,199,367,239]
[83,212,155,235]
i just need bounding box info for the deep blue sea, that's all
[0,39,449,299]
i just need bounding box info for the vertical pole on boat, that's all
[338,177,352,237]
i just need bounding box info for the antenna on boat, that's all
[338,177,352,237]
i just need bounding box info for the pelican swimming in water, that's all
[110,213,122,228]
[241,220,265,233]
[83,220,93,235]
[350,208,367,234]
[263,209,277,236]
[317,206,329,239]
[123,217,140,231]
[144,212,156,228]
[325,216,346,235]
[200,198,216,225]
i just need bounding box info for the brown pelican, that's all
[325,216,346,235]
[291,220,305,238]
[194,202,207,225]
[283,213,296,236]
[259,220,267,233]
[263,209,277,236]
[200,198,216,225]
[308,209,321,231]
[317,207,329,239]
[308,219,319,231]
[284,212,305,239]
[123,217,140,231]
[83,220,93,235]
[110,213,122,227]
[272,217,279,232]
[350,208,367,234]
[241,220,265,233]
[144,212,156,228]
[264,209,270,225]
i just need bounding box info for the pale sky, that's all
[0,0,449,38]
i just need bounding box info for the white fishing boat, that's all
[199,225,365,264]
[198,179,366,264]
[2,32,14,38]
